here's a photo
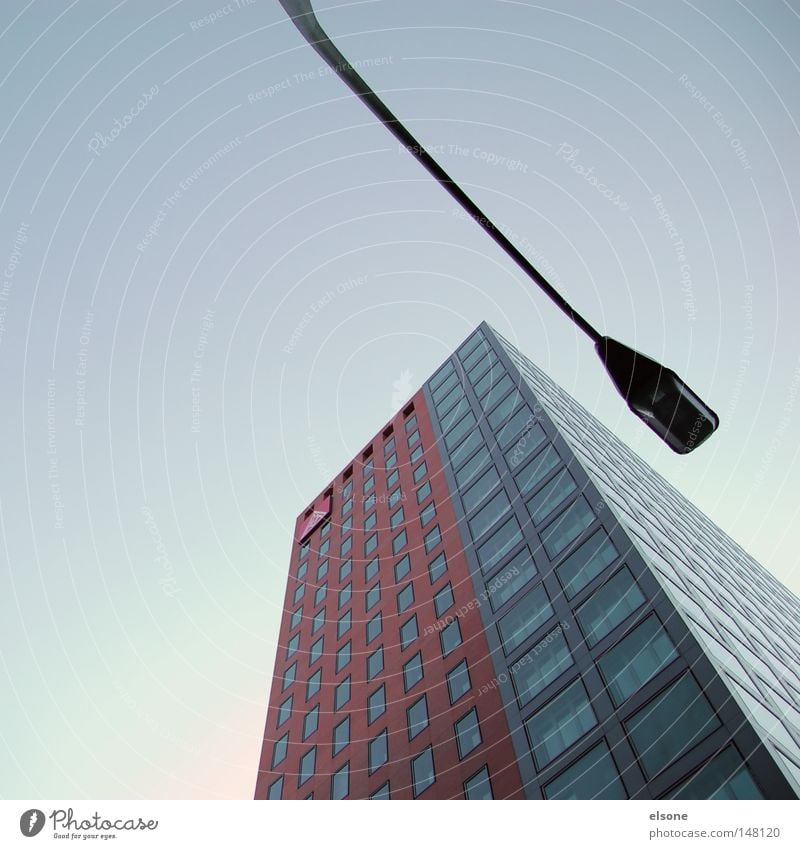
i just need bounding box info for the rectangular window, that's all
[341,516,353,534]
[339,559,352,582]
[476,516,523,574]
[333,716,349,756]
[312,609,325,635]
[387,469,400,488]
[334,676,350,710]
[407,695,429,739]
[297,562,307,580]
[430,361,455,391]
[338,583,352,609]
[416,481,432,504]
[598,615,679,705]
[394,554,411,582]
[405,413,418,432]
[525,678,597,769]
[420,501,436,526]
[498,583,554,654]
[412,462,428,484]
[369,729,388,775]
[437,385,466,419]
[286,633,300,660]
[576,566,646,647]
[267,776,283,800]
[556,529,618,599]
[397,582,414,613]
[407,429,420,447]
[463,467,501,512]
[364,533,378,556]
[514,445,560,496]
[272,733,288,768]
[440,618,462,657]
[363,476,374,495]
[282,662,297,691]
[367,685,386,724]
[450,429,483,467]
[365,556,379,583]
[424,525,442,554]
[469,491,511,540]
[388,488,402,508]
[331,762,349,800]
[542,496,594,559]
[473,360,504,396]
[309,636,323,665]
[318,538,330,556]
[392,529,408,554]
[289,607,302,630]
[390,506,404,529]
[454,446,491,492]
[625,673,721,779]
[366,582,381,611]
[337,609,352,638]
[341,480,353,500]
[428,552,447,583]
[487,547,538,611]
[298,747,316,787]
[340,536,352,556]
[480,374,513,411]
[505,422,546,470]
[384,435,396,455]
[403,651,423,691]
[464,766,493,800]
[316,560,329,581]
[411,746,436,797]
[409,445,425,464]
[434,583,454,618]
[342,497,353,516]
[320,521,330,538]
[511,626,573,707]
[336,640,351,673]
[455,708,482,759]
[366,612,382,644]
[447,659,471,703]
[386,452,398,470]
[543,741,627,799]
[527,469,577,524]
[400,614,418,649]
[487,391,523,429]
[299,540,310,559]
[669,747,763,800]
[303,705,319,740]
[467,348,497,382]
[293,584,305,604]
[306,669,321,700]
[444,413,476,451]
[367,646,384,680]
[498,406,535,449]
[314,583,327,607]
[431,370,459,402]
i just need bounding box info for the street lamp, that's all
[277,0,719,454]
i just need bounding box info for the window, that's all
[366,582,381,611]
[339,559,352,581]
[403,651,423,691]
[450,428,483,467]
[392,529,408,555]
[342,497,353,516]
[464,766,493,800]
[510,627,573,707]
[282,662,297,691]
[497,406,535,449]
[293,584,305,604]
[455,446,491,489]
[556,529,618,599]
[412,462,428,483]
[331,762,349,800]
[407,429,420,447]
[319,538,330,556]
[527,469,577,524]
[365,533,378,556]
[384,436,396,455]
[334,676,350,710]
[444,413,476,451]
[342,480,352,500]
[428,552,447,583]
[432,370,459,401]
[369,729,388,774]
[286,634,300,660]
[469,491,511,540]
[514,445,560,495]
[289,607,302,630]
[487,548,538,611]
[337,609,352,638]
[272,733,288,768]
[336,640,351,672]
[298,747,316,787]
[430,361,454,391]
[424,525,441,554]
[367,646,384,680]
[525,679,597,768]
[498,583,554,654]
[367,685,386,724]
[390,507,404,529]
[407,695,429,739]
[480,374,514,410]
[363,476,374,494]
[370,782,390,800]
[386,452,398,469]
[473,361,504,396]
[400,615,418,649]
[504,422,545,469]
[267,776,283,800]
[340,536,352,556]
[544,741,627,799]
[404,413,418,432]
[338,583,352,608]
[365,556,379,582]
[303,705,319,740]
[625,674,721,779]
[420,501,436,526]
[320,521,330,538]
[410,445,424,463]
[412,746,435,797]
[309,636,323,665]
[440,618,462,656]
[387,469,399,488]
[434,583,454,617]
[416,481,432,503]
[316,560,329,581]
[388,488,402,508]
[487,391,523,429]
[333,716,349,756]
[366,612,382,644]
[576,566,646,647]
[312,609,325,635]
[542,496,594,559]
[299,540,310,559]
[455,708,482,759]
[397,583,414,613]
[364,511,377,531]
[363,457,374,475]
[599,615,679,706]
[394,554,411,581]
[476,516,523,574]
[314,583,327,607]
[463,467,501,512]
[297,561,307,580]
[447,659,471,703]
[669,747,763,800]
[306,669,321,700]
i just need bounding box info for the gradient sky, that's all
[1,0,799,799]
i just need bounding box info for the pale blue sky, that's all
[1,0,799,799]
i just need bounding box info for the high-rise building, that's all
[255,322,800,800]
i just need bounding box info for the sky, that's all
[1,0,799,800]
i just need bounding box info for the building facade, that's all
[255,322,800,800]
